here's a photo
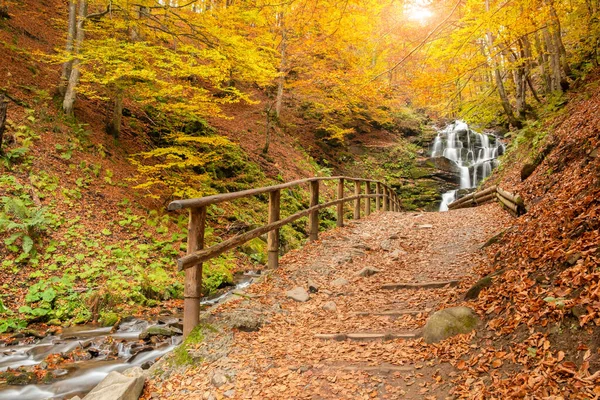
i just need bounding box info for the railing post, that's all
[376,182,381,211]
[365,182,371,216]
[337,178,344,227]
[184,206,206,338]
[268,189,280,268]
[354,180,361,219]
[308,180,319,241]
[383,187,389,211]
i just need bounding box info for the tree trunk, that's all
[534,32,551,95]
[274,14,286,120]
[548,4,572,81]
[59,0,77,97]
[485,0,519,127]
[263,103,273,154]
[106,89,123,138]
[543,26,562,92]
[0,95,7,154]
[63,0,87,115]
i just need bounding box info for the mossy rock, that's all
[99,311,120,327]
[423,306,479,344]
[240,237,267,265]
[464,277,493,300]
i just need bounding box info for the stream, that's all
[0,273,254,400]
[432,121,505,211]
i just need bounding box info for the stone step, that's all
[381,280,460,290]
[352,309,429,317]
[315,332,420,341]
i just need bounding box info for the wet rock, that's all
[307,279,319,293]
[141,361,154,370]
[330,278,349,287]
[27,344,54,359]
[423,307,479,344]
[211,371,228,388]
[130,346,153,357]
[355,267,380,277]
[139,326,181,340]
[286,287,310,302]
[0,370,37,385]
[11,329,45,339]
[322,301,337,312]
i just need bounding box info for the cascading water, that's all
[432,121,505,211]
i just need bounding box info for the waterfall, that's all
[433,121,504,211]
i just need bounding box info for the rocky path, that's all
[143,204,512,399]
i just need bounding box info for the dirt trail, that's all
[144,204,512,399]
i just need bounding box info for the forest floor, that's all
[142,204,512,399]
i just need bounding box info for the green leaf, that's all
[101,228,112,236]
[0,299,8,314]
[41,288,56,302]
[4,232,23,246]
[22,235,34,254]
[18,305,33,314]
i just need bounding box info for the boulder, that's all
[423,307,479,344]
[355,267,380,277]
[82,367,145,400]
[286,287,310,302]
[330,278,349,287]
[322,301,337,312]
[211,371,228,388]
[307,279,319,293]
[431,157,461,174]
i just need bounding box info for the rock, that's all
[203,392,216,400]
[521,163,537,181]
[379,239,393,251]
[307,279,319,293]
[590,148,598,158]
[223,389,236,398]
[566,252,582,266]
[71,397,82,400]
[286,287,310,302]
[47,319,62,326]
[431,156,462,175]
[353,243,371,251]
[423,307,479,344]
[322,301,337,312]
[141,361,154,370]
[389,249,407,260]
[571,305,587,318]
[211,372,228,388]
[330,278,349,287]
[464,277,493,300]
[139,325,181,340]
[388,234,399,240]
[355,267,380,277]
[82,367,145,400]
[225,310,265,332]
[417,224,433,229]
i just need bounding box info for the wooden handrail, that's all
[448,185,525,216]
[168,176,401,337]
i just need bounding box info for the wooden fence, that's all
[448,185,525,216]
[168,176,401,337]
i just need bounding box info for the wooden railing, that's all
[168,176,401,337]
[448,185,525,216]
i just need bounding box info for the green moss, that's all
[98,311,119,327]
[171,323,215,366]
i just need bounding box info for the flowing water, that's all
[432,121,505,211]
[0,273,254,400]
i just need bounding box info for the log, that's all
[475,192,496,205]
[496,192,518,214]
[267,189,280,269]
[497,187,524,206]
[474,185,498,199]
[308,180,319,241]
[177,195,379,270]
[183,206,206,338]
[336,178,344,227]
[381,280,460,290]
[354,181,361,220]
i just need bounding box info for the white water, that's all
[433,121,504,211]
